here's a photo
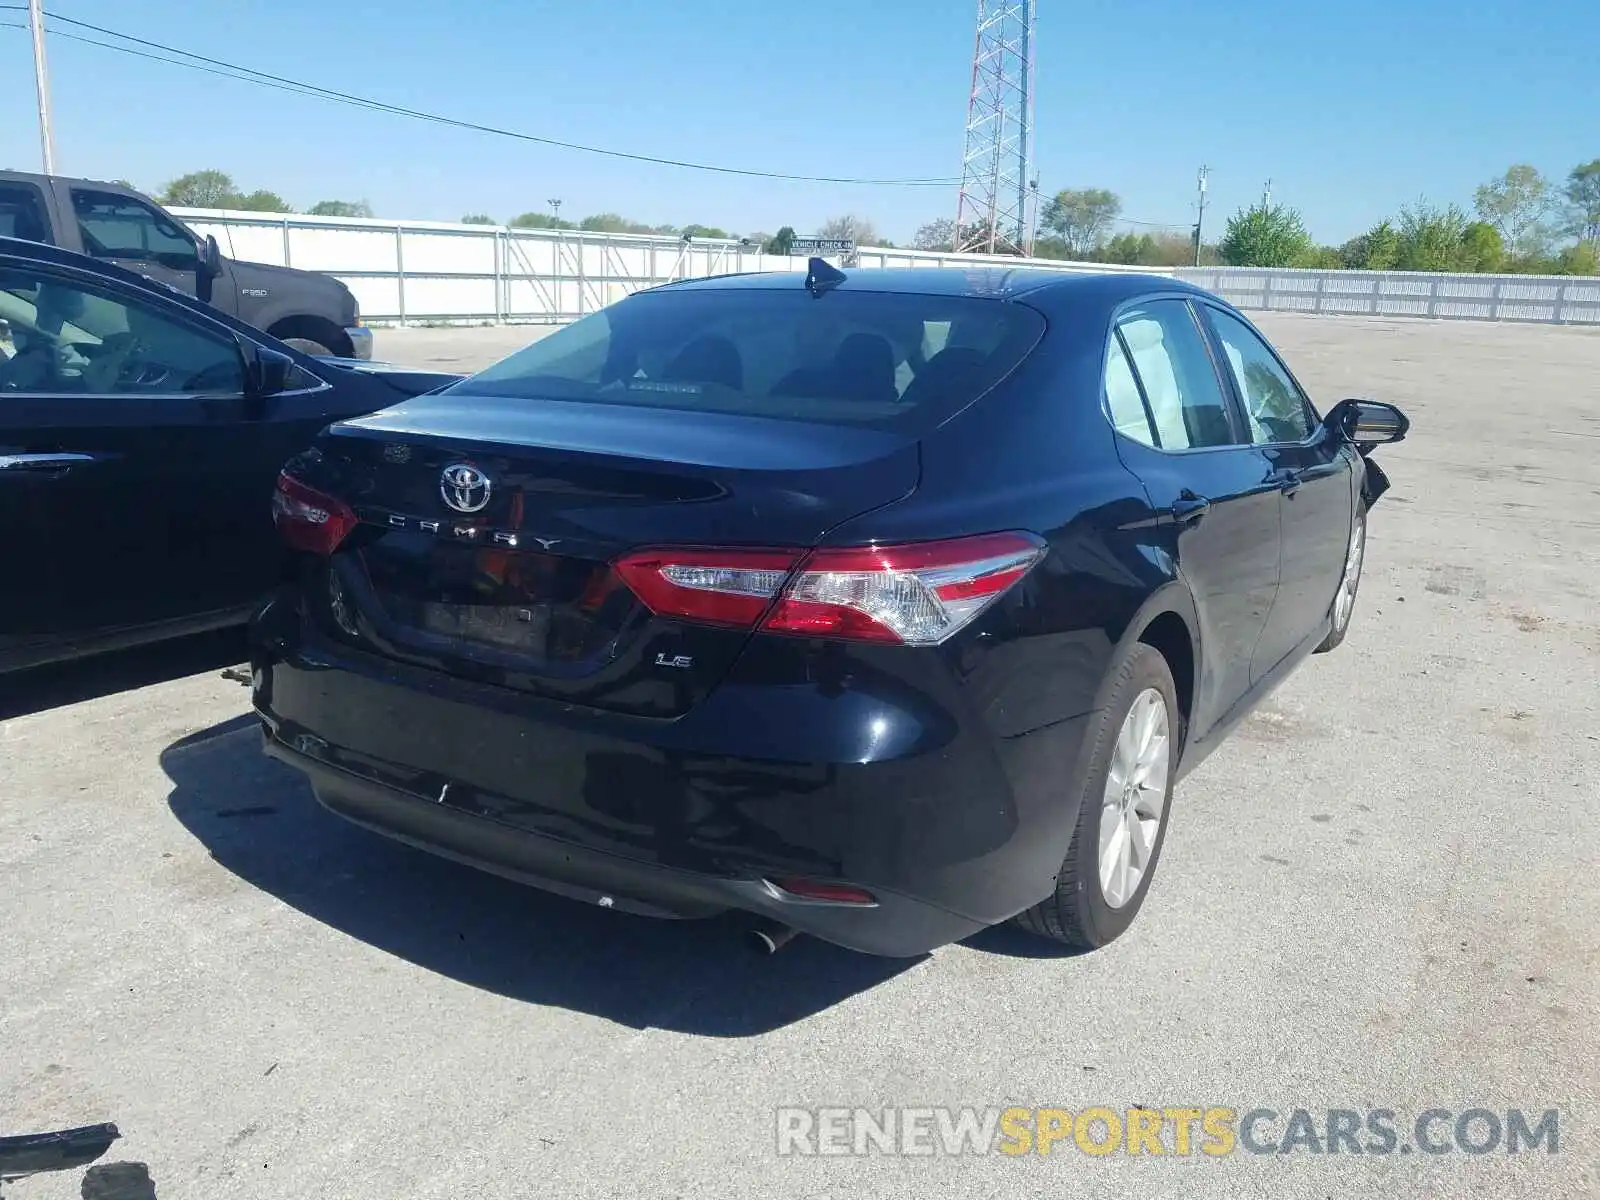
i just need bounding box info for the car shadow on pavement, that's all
[0,628,248,721]
[162,717,921,1037]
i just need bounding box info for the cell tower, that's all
[953,0,1036,256]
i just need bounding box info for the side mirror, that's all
[199,234,223,278]
[1328,398,1409,446]
[248,346,296,398]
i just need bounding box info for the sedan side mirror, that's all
[248,346,296,397]
[1328,398,1409,446]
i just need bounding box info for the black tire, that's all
[280,336,335,358]
[1014,643,1180,951]
[1314,501,1367,654]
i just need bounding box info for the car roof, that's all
[653,265,1210,304]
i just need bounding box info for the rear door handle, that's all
[1171,492,1211,523]
[0,452,100,474]
[1277,470,1303,497]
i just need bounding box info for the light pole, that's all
[27,0,56,174]
[548,198,562,221]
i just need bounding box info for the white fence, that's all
[1175,266,1600,325]
[170,208,1146,326]
[171,209,1600,328]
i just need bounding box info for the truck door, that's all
[57,184,235,314]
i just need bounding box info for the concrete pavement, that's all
[2,314,1597,1199]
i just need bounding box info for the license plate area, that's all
[414,599,551,652]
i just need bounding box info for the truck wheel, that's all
[281,337,335,358]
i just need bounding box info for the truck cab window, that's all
[0,184,49,242]
[71,190,200,272]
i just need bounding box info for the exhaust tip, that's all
[747,919,799,955]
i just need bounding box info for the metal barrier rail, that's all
[170,209,1600,327]
[169,208,1158,325]
[1174,267,1600,325]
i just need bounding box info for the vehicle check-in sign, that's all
[790,237,856,255]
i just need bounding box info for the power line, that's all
[5,11,960,187]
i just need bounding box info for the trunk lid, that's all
[301,394,919,717]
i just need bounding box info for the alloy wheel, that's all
[1333,515,1366,632]
[1098,688,1171,909]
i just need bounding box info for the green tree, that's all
[1563,159,1600,244]
[1555,241,1599,275]
[764,226,797,255]
[1459,221,1505,272]
[1395,201,1471,270]
[307,200,374,218]
[1040,187,1122,257]
[1030,235,1069,260]
[460,214,496,224]
[1101,232,1160,265]
[1339,220,1400,270]
[510,212,576,230]
[679,223,733,240]
[577,213,668,235]
[912,217,955,251]
[160,169,238,207]
[1473,164,1553,259]
[1294,244,1345,269]
[1218,203,1313,267]
[1145,231,1204,267]
[232,189,293,213]
[818,214,880,246]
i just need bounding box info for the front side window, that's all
[0,267,242,395]
[1112,300,1236,450]
[447,288,1047,432]
[1205,307,1316,444]
[71,189,200,271]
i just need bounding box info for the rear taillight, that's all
[613,532,1044,646]
[271,471,357,555]
[613,548,801,629]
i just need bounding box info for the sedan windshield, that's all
[444,287,1046,432]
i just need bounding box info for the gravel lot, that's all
[2,314,1597,1200]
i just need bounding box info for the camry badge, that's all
[440,463,492,514]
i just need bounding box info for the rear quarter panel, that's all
[817,288,1197,876]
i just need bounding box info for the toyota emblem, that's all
[440,463,492,514]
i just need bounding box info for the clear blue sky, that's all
[2,0,1595,245]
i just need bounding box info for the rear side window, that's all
[1111,301,1236,451]
[446,288,1047,431]
[0,184,49,242]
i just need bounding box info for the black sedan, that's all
[249,262,1407,957]
[0,237,461,673]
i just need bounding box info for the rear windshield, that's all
[443,286,1046,431]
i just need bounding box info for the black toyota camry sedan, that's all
[0,237,461,673]
[249,262,1407,957]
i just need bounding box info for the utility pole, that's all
[1193,165,1209,267]
[27,0,56,174]
[1262,178,1272,208]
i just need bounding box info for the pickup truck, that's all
[0,170,371,360]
